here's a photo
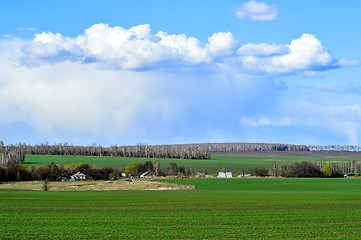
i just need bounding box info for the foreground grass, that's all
[1,178,361,239]
[24,154,361,174]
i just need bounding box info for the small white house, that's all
[237,174,251,178]
[140,171,155,178]
[217,172,232,178]
[71,172,87,181]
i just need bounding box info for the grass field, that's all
[1,178,361,239]
[24,154,361,174]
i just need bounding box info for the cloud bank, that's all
[1,24,359,145]
[20,23,352,78]
[235,0,279,21]
[0,38,285,144]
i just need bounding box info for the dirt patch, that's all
[210,151,361,158]
[0,180,195,191]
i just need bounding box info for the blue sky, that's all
[0,0,360,146]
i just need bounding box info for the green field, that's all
[1,178,361,239]
[24,154,361,174]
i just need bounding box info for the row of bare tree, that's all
[0,141,211,165]
[183,143,310,152]
[308,145,361,152]
[2,141,361,166]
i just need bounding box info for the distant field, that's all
[24,154,361,174]
[211,150,361,158]
[1,178,361,239]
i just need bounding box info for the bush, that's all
[124,162,143,176]
[34,163,61,181]
[249,166,269,177]
[322,164,333,177]
[290,161,323,178]
[279,164,291,177]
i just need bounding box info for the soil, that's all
[0,179,195,191]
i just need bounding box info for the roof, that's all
[140,171,155,178]
[217,172,232,178]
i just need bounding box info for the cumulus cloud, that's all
[206,32,238,57]
[238,33,334,76]
[20,24,355,78]
[22,23,238,69]
[1,39,287,144]
[237,43,288,56]
[235,0,279,21]
[1,34,360,145]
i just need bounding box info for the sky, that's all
[0,0,360,146]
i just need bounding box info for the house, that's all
[217,172,232,178]
[237,174,251,178]
[140,171,155,178]
[70,172,87,181]
[194,172,206,178]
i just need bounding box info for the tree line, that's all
[0,141,315,166]
[0,141,210,165]
[2,140,361,166]
[0,160,196,182]
[1,159,360,182]
[308,145,361,152]
[249,160,361,178]
[184,143,310,152]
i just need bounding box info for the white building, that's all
[140,171,155,178]
[217,172,232,178]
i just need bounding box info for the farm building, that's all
[194,172,206,178]
[60,172,88,181]
[237,174,251,178]
[140,171,155,178]
[217,172,232,178]
[71,172,87,181]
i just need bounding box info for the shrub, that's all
[279,164,291,177]
[249,166,269,177]
[34,163,60,181]
[322,164,333,177]
[290,161,322,178]
[124,162,143,176]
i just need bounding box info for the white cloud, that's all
[22,32,83,64]
[2,39,284,144]
[1,36,360,145]
[22,24,239,69]
[309,83,361,95]
[19,24,355,78]
[206,32,238,57]
[312,83,350,92]
[335,59,360,67]
[241,117,294,127]
[16,27,36,31]
[320,104,361,116]
[237,43,288,56]
[2,34,13,38]
[238,33,334,76]
[235,1,279,21]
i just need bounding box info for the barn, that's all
[217,172,233,178]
